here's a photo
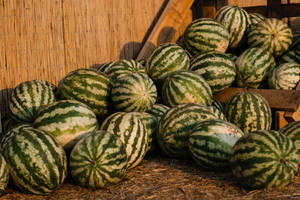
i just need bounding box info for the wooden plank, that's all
[275,111,289,130]
[243,3,300,18]
[199,0,216,19]
[214,87,300,112]
[136,0,195,60]
[284,83,300,122]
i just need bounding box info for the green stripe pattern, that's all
[278,49,300,65]
[0,155,9,196]
[146,43,190,82]
[69,131,127,189]
[249,13,265,26]
[279,121,300,154]
[188,119,244,170]
[215,5,250,49]
[225,92,272,134]
[3,128,67,195]
[190,51,236,93]
[131,112,158,152]
[111,73,157,112]
[230,130,299,189]
[105,59,145,80]
[148,104,170,121]
[33,100,98,150]
[268,63,300,90]
[9,80,56,122]
[96,61,115,73]
[162,70,212,107]
[59,69,112,116]
[157,103,217,158]
[100,112,148,169]
[248,18,292,57]
[291,31,300,51]
[279,121,300,153]
[183,18,229,55]
[235,47,276,88]
[0,123,32,152]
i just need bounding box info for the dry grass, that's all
[1,153,300,200]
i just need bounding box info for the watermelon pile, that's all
[0,4,300,196]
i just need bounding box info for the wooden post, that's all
[267,0,282,18]
[199,0,216,18]
[136,0,195,60]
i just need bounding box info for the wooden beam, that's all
[267,0,282,18]
[136,0,195,61]
[199,0,216,19]
[214,87,300,112]
[243,3,300,18]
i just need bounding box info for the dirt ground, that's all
[1,153,300,200]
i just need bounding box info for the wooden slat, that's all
[136,0,195,60]
[214,87,300,112]
[267,0,282,18]
[243,3,300,18]
[199,0,216,19]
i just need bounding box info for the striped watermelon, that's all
[147,104,170,121]
[215,5,250,49]
[146,43,190,82]
[131,112,157,152]
[111,73,157,112]
[268,62,300,90]
[3,128,67,195]
[105,59,145,80]
[0,123,32,152]
[58,69,112,116]
[157,103,217,158]
[248,18,293,57]
[0,154,8,196]
[69,130,127,189]
[225,92,272,134]
[100,112,148,169]
[161,70,212,107]
[249,13,265,26]
[291,31,300,51]
[279,121,300,154]
[230,130,299,189]
[209,105,227,121]
[278,49,300,65]
[183,18,230,55]
[33,100,98,150]
[138,59,147,67]
[188,119,244,170]
[9,80,56,122]
[96,61,114,73]
[1,113,23,135]
[235,47,276,88]
[190,51,236,93]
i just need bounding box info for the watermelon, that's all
[105,59,145,80]
[235,47,276,88]
[278,49,300,65]
[3,128,67,195]
[157,103,217,158]
[100,112,148,169]
[58,69,112,116]
[268,62,300,90]
[230,130,299,189]
[249,13,265,26]
[248,18,293,57]
[96,61,115,73]
[190,51,236,93]
[69,130,127,189]
[33,100,98,150]
[291,31,300,51]
[225,92,272,134]
[183,18,230,55]
[147,104,170,121]
[161,70,213,107]
[111,72,157,112]
[215,5,250,49]
[146,43,190,82]
[0,123,32,153]
[131,112,158,152]
[279,121,300,154]
[0,154,8,196]
[9,80,56,122]
[188,119,244,170]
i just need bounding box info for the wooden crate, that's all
[137,0,300,129]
